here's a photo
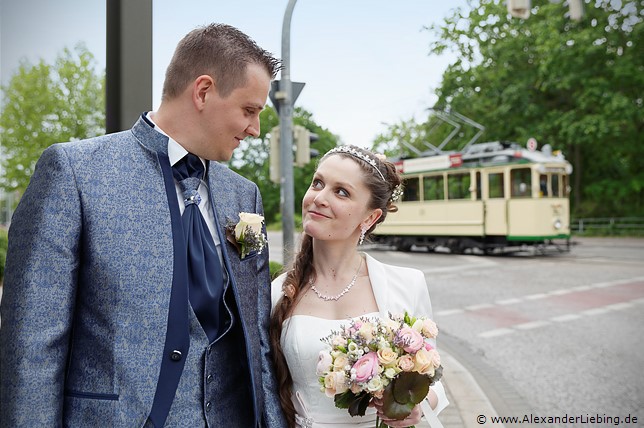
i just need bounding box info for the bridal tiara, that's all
[325,146,386,181]
[324,145,404,203]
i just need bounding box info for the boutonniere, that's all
[226,212,267,259]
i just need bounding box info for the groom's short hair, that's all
[162,23,281,100]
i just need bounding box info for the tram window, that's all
[539,174,549,197]
[510,168,531,198]
[423,176,444,201]
[552,174,560,197]
[447,173,471,200]
[402,177,420,202]
[488,173,504,198]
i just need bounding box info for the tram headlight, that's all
[553,218,562,230]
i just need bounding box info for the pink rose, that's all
[396,326,424,353]
[352,352,379,382]
[398,354,415,372]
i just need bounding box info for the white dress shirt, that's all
[147,113,224,261]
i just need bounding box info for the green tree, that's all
[228,106,338,226]
[1,44,105,193]
[378,0,643,217]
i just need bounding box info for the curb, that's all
[439,348,504,428]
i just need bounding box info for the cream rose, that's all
[358,322,375,342]
[324,371,347,397]
[413,348,436,376]
[428,348,441,369]
[333,354,349,371]
[234,212,264,239]
[377,347,398,367]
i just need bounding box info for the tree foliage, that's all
[228,106,338,226]
[377,0,643,217]
[1,44,105,193]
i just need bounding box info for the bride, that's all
[270,146,449,428]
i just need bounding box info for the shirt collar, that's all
[146,112,206,170]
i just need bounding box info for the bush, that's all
[0,227,8,283]
[269,260,284,281]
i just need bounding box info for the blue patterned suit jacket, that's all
[0,116,287,427]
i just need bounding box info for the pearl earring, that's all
[359,226,368,246]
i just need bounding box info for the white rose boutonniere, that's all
[226,212,266,259]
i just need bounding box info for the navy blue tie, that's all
[173,154,224,342]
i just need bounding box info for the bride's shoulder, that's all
[366,253,424,281]
[271,271,288,287]
[270,271,290,310]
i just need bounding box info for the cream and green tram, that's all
[373,141,573,254]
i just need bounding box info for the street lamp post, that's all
[277,0,298,266]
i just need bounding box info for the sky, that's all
[1,0,469,149]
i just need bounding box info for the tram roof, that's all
[393,141,571,174]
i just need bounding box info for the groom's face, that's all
[201,63,270,161]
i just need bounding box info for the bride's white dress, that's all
[281,313,381,428]
[274,255,448,428]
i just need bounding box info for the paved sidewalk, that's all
[439,348,504,428]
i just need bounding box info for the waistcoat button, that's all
[206,374,213,383]
[170,350,182,361]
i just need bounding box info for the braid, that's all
[269,234,314,427]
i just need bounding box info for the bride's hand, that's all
[370,397,422,427]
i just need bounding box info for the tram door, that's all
[484,170,507,235]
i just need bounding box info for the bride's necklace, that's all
[309,257,363,302]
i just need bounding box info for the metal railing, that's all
[571,217,644,235]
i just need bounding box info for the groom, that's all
[0,24,286,427]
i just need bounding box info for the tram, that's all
[372,140,573,254]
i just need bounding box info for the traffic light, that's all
[507,0,530,19]
[269,125,320,184]
[270,126,281,184]
[507,0,583,21]
[294,125,319,167]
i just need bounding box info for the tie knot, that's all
[173,153,205,206]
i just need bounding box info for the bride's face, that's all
[302,155,375,243]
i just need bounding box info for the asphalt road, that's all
[359,237,644,426]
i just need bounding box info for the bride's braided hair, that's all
[269,146,402,427]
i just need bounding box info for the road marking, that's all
[495,298,522,305]
[465,303,494,311]
[581,307,612,316]
[439,276,644,319]
[606,302,633,311]
[525,293,548,300]
[421,256,498,274]
[434,276,644,337]
[515,320,550,330]
[437,309,464,317]
[478,328,514,338]
[474,295,644,337]
[551,314,581,322]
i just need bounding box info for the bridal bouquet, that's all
[317,312,443,428]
